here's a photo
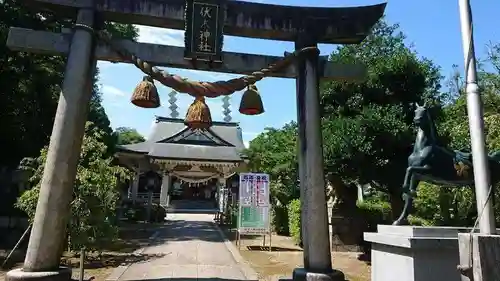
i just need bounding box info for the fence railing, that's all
[128,192,161,202]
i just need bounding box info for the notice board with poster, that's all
[237,173,272,251]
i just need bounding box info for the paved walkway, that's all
[107,213,257,281]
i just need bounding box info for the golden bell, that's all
[239,84,264,115]
[131,76,160,108]
[185,95,212,129]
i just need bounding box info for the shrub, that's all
[124,204,145,222]
[357,200,392,232]
[358,200,434,228]
[271,204,289,235]
[124,203,166,222]
[150,204,166,222]
[287,199,301,245]
[225,203,239,227]
[408,215,433,226]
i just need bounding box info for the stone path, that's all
[107,213,257,281]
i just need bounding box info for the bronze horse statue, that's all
[393,103,500,225]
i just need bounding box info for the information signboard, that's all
[238,173,270,234]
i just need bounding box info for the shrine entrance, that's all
[5,1,385,281]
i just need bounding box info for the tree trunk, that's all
[389,189,404,220]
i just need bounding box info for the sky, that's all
[97,0,500,148]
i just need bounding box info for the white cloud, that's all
[244,141,250,148]
[101,85,126,97]
[242,131,259,138]
[135,25,238,82]
[136,25,184,46]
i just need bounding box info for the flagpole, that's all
[458,0,496,234]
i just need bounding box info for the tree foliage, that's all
[1,0,139,248]
[413,43,500,226]
[246,20,500,227]
[320,20,444,201]
[0,0,138,168]
[244,122,299,205]
[16,122,131,251]
[115,127,146,145]
[245,20,447,218]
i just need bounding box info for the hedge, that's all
[357,201,392,232]
[287,199,301,245]
[357,201,432,228]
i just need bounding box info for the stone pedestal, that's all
[364,225,477,281]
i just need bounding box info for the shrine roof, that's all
[117,116,246,162]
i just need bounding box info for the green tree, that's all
[319,20,444,216]
[16,122,131,251]
[418,43,500,226]
[244,122,299,205]
[0,0,138,168]
[115,127,146,145]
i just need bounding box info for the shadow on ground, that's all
[218,228,263,241]
[0,222,169,270]
[246,246,302,252]
[61,253,166,270]
[105,222,171,252]
[115,277,252,281]
[119,277,358,281]
[151,219,226,243]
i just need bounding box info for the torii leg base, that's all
[6,267,72,281]
[279,267,345,281]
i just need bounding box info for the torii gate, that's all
[5,1,385,281]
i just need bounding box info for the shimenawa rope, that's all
[76,25,318,97]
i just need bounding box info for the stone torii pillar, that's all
[7,1,97,281]
[293,35,343,281]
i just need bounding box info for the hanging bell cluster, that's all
[185,95,213,129]
[130,76,160,108]
[239,83,264,115]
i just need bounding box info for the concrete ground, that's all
[106,213,258,281]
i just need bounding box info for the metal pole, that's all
[458,0,496,234]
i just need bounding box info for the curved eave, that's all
[24,0,386,44]
[150,155,244,163]
[116,147,147,155]
[225,2,388,44]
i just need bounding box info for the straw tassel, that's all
[130,76,160,108]
[185,95,212,129]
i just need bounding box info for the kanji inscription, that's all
[184,0,225,63]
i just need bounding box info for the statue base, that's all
[6,267,72,281]
[279,268,345,281]
[364,225,483,281]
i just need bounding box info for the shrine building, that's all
[115,115,246,211]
